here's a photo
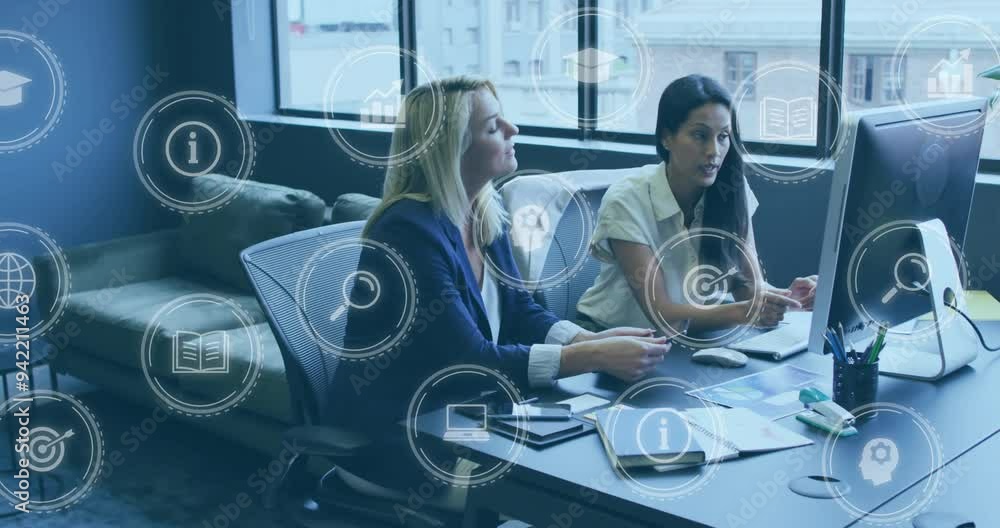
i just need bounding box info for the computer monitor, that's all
[809,98,988,379]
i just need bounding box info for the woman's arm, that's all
[609,238,750,334]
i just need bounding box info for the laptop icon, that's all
[443,404,490,442]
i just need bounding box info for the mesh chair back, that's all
[240,221,365,425]
[535,189,604,320]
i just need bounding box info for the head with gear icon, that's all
[365,76,519,248]
[859,437,899,486]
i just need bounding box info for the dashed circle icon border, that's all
[133,90,256,214]
[406,364,528,488]
[890,16,1000,139]
[0,223,71,344]
[139,293,264,417]
[530,7,654,128]
[643,227,766,348]
[473,170,595,292]
[846,220,969,344]
[822,403,944,525]
[323,46,444,169]
[0,390,104,513]
[731,60,850,184]
[0,31,66,154]
[294,237,418,361]
[605,377,726,501]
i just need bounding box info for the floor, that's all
[0,367,377,528]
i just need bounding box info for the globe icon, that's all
[0,252,35,310]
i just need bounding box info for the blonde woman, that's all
[328,77,668,500]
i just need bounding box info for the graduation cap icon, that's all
[563,48,622,84]
[0,71,32,107]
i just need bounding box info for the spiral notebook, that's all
[654,407,813,472]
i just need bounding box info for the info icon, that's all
[134,91,256,213]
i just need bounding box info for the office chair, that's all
[240,221,460,528]
[533,189,603,320]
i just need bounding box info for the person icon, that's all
[859,437,899,486]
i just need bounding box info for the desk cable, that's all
[909,282,1000,352]
[944,299,1000,352]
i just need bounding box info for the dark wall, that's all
[0,0,177,248]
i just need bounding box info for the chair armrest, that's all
[283,425,373,458]
[33,229,181,304]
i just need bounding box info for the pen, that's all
[869,326,887,364]
[519,397,539,405]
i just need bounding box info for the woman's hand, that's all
[786,275,818,311]
[571,326,655,344]
[590,335,671,382]
[731,290,801,328]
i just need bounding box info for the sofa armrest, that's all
[33,229,181,306]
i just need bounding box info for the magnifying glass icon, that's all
[330,270,381,322]
[881,253,931,304]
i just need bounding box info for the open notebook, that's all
[654,407,813,472]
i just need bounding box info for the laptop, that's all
[443,404,490,442]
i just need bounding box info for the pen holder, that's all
[832,358,878,417]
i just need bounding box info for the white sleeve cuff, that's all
[527,344,562,388]
[545,320,586,345]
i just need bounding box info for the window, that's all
[505,60,522,77]
[505,0,521,31]
[724,52,757,98]
[527,0,544,31]
[271,0,1000,167]
[847,55,901,106]
[605,0,823,142]
[275,0,400,113]
[531,59,545,76]
[845,3,999,161]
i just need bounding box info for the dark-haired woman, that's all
[576,74,816,334]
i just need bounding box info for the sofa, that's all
[36,173,609,455]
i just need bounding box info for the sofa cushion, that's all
[328,193,380,224]
[61,276,267,372]
[178,174,327,292]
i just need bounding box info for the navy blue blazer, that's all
[328,198,561,437]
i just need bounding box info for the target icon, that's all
[683,265,738,309]
[25,426,73,473]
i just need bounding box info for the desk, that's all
[864,430,1000,527]
[413,323,1000,528]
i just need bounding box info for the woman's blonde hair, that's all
[364,76,508,246]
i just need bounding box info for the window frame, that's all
[270,0,1000,169]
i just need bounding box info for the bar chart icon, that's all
[360,79,406,127]
[928,49,975,99]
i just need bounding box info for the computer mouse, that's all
[912,512,976,528]
[691,348,748,368]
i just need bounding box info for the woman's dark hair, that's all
[654,74,751,285]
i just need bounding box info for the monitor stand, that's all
[878,219,978,381]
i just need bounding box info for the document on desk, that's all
[686,365,825,420]
[654,407,812,472]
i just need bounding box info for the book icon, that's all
[760,96,816,141]
[172,330,230,374]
